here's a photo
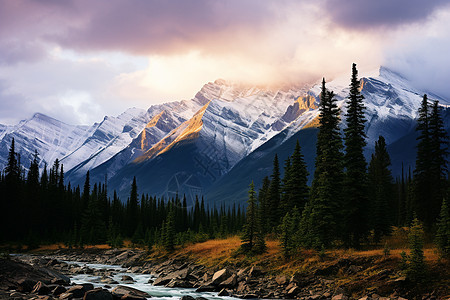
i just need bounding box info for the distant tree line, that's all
[0,146,245,250]
[241,63,449,258]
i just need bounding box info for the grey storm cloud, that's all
[325,0,450,29]
[1,0,449,62]
[49,0,274,55]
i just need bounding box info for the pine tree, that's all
[127,176,139,237]
[368,136,394,242]
[5,138,20,181]
[343,63,368,247]
[164,206,176,252]
[268,154,281,230]
[280,212,293,258]
[413,95,433,227]
[26,150,41,232]
[436,199,450,258]
[258,176,270,235]
[132,222,145,245]
[82,171,90,210]
[397,163,407,226]
[428,101,449,224]
[4,138,23,240]
[281,157,292,217]
[255,186,267,254]
[280,207,301,258]
[80,186,107,244]
[407,218,426,282]
[241,181,258,252]
[300,79,344,248]
[283,141,309,214]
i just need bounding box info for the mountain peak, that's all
[378,66,408,82]
[30,112,69,127]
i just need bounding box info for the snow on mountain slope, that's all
[61,107,149,174]
[283,66,449,146]
[0,124,9,140]
[130,80,311,172]
[0,113,93,171]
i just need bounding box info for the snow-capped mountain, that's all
[79,80,310,198]
[0,113,93,171]
[283,67,448,147]
[1,66,447,204]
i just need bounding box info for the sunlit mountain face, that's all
[1,66,448,205]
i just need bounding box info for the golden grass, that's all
[145,235,446,276]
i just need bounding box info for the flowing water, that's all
[66,261,240,300]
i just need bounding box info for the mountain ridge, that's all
[0,66,448,204]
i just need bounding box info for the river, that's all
[65,260,240,300]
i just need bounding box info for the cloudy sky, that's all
[1,0,450,125]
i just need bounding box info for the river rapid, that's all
[65,260,240,300]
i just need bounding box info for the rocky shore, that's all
[0,249,447,300]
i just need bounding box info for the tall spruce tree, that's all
[436,198,450,258]
[241,181,258,252]
[164,205,176,252]
[343,63,368,247]
[283,141,309,214]
[268,154,281,229]
[407,218,426,282]
[300,79,344,248]
[258,176,270,234]
[428,101,449,224]
[413,95,433,226]
[368,136,394,242]
[127,176,139,236]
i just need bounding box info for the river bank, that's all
[1,237,449,299]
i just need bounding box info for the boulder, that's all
[237,268,248,277]
[152,276,172,286]
[347,265,362,274]
[66,284,93,298]
[275,275,288,285]
[100,276,118,284]
[287,286,300,298]
[195,285,217,292]
[111,285,150,299]
[211,268,231,286]
[236,281,248,294]
[218,289,229,296]
[121,294,148,300]
[51,285,67,296]
[65,286,85,298]
[121,275,135,283]
[285,282,296,292]
[165,279,193,288]
[248,266,263,277]
[16,278,37,293]
[83,288,113,300]
[39,267,71,285]
[219,274,237,288]
[59,292,74,299]
[180,296,195,300]
[332,294,349,300]
[32,281,51,295]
